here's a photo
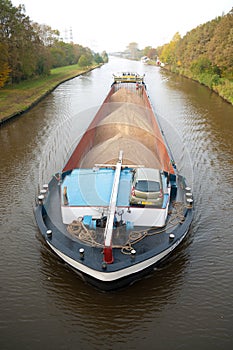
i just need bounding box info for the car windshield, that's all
[135,180,160,192]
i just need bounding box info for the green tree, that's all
[78,54,92,67]
[50,47,65,67]
[190,56,212,75]
[93,53,103,64]
[0,0,46,83]
[101,51,109,63]
[32,23,60,46]
[0,0,107,86]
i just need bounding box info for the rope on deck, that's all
[121,201,186,254]
[67,219,103,248]
[66,201,186,254]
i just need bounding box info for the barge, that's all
[34,72,193,290]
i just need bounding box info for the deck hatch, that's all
[62,168,132,206]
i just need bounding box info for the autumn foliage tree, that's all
[159,32,181,66]
[157,9,233,102]
[158,9,233,81]
[0,42,11,87]
[0,0,50,83]
[143,46,158,60]
[0,0,108,87]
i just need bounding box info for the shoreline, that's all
[145,60,233,106]
[160,65,233,106]
[0,64,101,126]
[1,61,231,127]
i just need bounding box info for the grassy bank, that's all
[163,64,233,106]
[146,60,233,105]
[0,63,100,124]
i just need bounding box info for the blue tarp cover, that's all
[62,168,132,206]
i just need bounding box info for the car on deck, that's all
[130,168,164,207]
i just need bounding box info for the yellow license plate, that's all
[142,201,153,205]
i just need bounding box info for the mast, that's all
[103,151,123,264]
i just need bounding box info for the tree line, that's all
[123,9,233,103]
[157,9,233,103]
[0,0,108,87]
[125,9,232,81]
[158,9,233,84]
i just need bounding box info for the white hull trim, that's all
[46,229,188,282]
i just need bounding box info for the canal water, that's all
[0,57,233,350]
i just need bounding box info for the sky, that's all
[12,0,233,52]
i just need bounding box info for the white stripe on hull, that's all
[46,229,188,282]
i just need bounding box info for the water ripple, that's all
[1,58,233,350]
